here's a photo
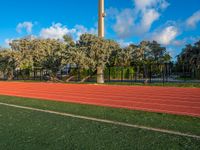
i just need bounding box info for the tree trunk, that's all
[143,64,148,78]
[66,76,75,82]
[143,64,149,84]
[97,66,104,84]
[7,70,14,81]
[50,72,62,82]
[136,66,140,79]
[80,75,91,83]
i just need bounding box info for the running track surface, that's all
[0,82,200,117]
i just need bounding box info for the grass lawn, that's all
[0,95,200,149]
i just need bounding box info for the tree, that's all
[63,35,90,70]
[10,38,66,80]
[78,34,119,83]
[0,33,175,82]
[41,40,65,79]
[62,35,92,82]
[130,41,171,79]
[177,40,200,78]
[10,38,34,70]
[190,41,200,69]
[0,49,20,80]
[134,41,150,78]
[148,41,168,63]
[116,44,137,67]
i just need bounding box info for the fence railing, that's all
[1,64,200,84]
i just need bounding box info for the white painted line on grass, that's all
[0,102,200,139]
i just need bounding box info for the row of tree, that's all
[175,40,200,78]
[0,34,171,83]
[177,41,200,68]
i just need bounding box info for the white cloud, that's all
[151,26,179,45]
[117,40,132,47]
[16,22,34,34]
[5,23,96,46]
[159,0,170,10]
[148,10,200,46]
[172,36,200,46]
[40,23,76,39]
[186,10,200,28]
[141,9,160,32]
[171,40,186,47]
[134,0,156,10]
[113,9,135,38]
[4,38,14,47]
[74,25,97,40]
[134,0,169,11]
[109,0,169,38]
[40,23,97,40]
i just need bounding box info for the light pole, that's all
[98,0,105,38]
[97,0,106,83]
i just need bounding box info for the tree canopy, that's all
[0,33,174,82]
[177,40,200,69]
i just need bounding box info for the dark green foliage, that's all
[176,40,200,79]
[0,50,20,80]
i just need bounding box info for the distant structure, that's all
[98,0,105,38]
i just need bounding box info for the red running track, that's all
[0,82,200,117]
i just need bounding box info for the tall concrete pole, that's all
[98,0,105,38]
[97,0,105,84]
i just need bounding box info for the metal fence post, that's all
[162,65,165,85]
[121,67,123,82]
[108,67,111,82]
[149,64,152,83]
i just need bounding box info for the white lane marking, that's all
[0,102,200,139]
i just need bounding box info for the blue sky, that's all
[0,0,200,58]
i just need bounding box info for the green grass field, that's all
[0,95,200,150]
